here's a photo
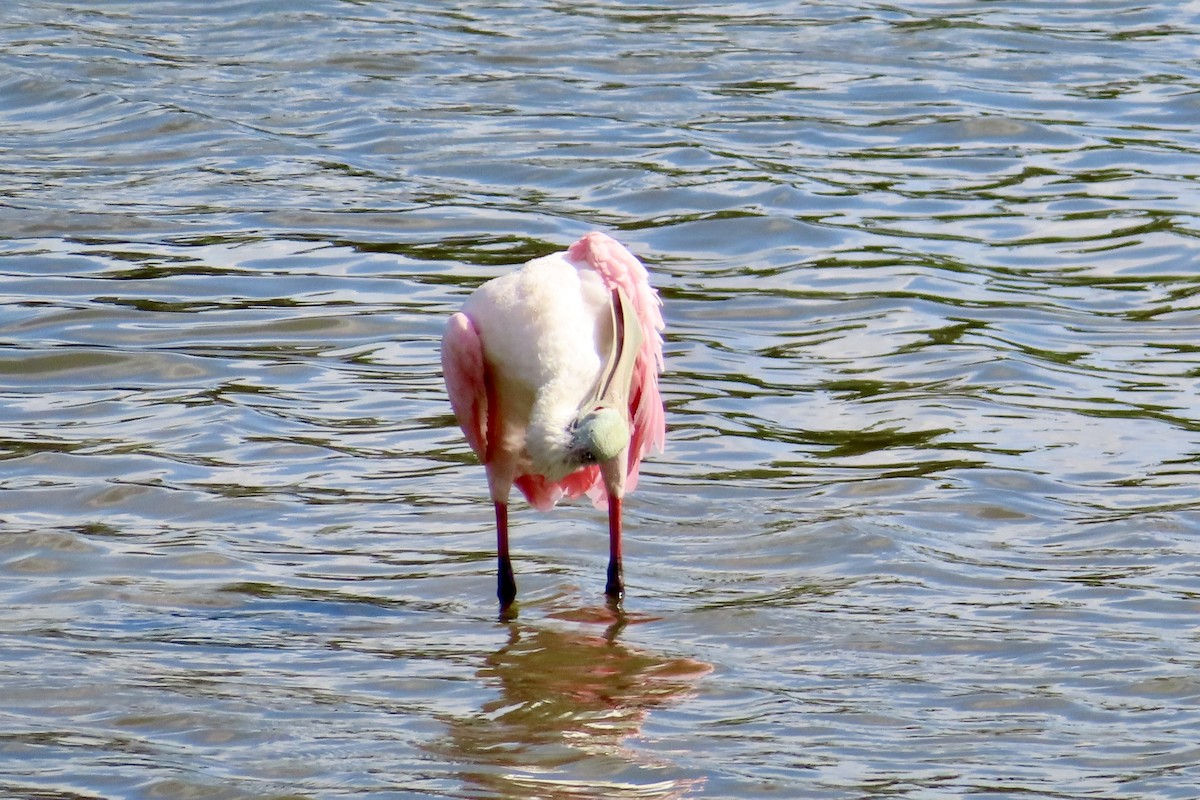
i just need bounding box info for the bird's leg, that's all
[495,501,517,609]
[605,495,624,602]
[598,448,629,604]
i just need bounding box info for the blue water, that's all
[2,2,1200,798]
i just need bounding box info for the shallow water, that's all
[2,1,1200,798]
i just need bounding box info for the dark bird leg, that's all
[606,495,625,602]
[495,502,517,610]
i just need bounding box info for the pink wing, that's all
[441,312,488,460]
[515,467,600,512]
[567,232,666,499]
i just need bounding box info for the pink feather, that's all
[566,232,666,507]
[441,312,488,459]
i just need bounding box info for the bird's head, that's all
[570,405,629,465]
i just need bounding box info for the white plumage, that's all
[463,253,613,482]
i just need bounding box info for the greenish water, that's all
[2,2,1200,798]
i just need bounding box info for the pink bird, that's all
[441,232,665,610]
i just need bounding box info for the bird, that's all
[441,231,665,610]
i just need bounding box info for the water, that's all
[2,1,1199,797]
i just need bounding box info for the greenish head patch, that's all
[573,407,629,464]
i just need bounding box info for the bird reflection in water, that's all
[430,610,711,798]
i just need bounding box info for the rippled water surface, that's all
[3,2,1200,798]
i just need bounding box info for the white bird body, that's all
[442,232,665,608]
[462,253,612,484]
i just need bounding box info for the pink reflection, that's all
[432,612,711,798]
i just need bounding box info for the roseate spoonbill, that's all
[441,232,665,609]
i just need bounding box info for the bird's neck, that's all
[526,395,587,482]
